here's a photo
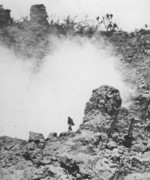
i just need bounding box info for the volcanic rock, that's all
[29,131,45,143]
[30,4,49,26]
[84,85,122,116]
[0,6,11,26]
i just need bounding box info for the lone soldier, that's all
[67,116,75,131]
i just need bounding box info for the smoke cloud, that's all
[0,36,133,140]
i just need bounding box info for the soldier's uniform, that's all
[68,117,75,131]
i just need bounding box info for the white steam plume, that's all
[0,37,132,140]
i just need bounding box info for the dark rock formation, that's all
[0,5,11,26]
[83,85,122,136]
[30,4,49,26]
[84,85,122,116]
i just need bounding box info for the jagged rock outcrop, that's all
[0,5,11,26]
[30,4,49,26]
[83,85,122,137]
[84,85,122,116]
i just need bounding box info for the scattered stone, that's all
[29,132,45,144]
[142,151,150,159]
[106,140,117,150]
[132,141,146,152]
[46,133,57,141]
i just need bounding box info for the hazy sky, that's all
[1,0,150,31]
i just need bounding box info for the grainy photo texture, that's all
[0,0,150,179]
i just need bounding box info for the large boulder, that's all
[29,132,44,142]
[29,132,45,145]
[84,85,122,116]
[80,85,122,137]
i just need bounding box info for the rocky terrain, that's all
[1,4,150,180]
[1,85,150,180]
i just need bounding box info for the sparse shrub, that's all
[98,13,119,31]
[0,4,121,59]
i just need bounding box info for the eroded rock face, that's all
[30,4,49,26]
[84,85,122,116]
[81,85,122,137]
[0,6,11,26]
[29,131,45,143]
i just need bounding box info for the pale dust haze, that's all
[0,37,133,139]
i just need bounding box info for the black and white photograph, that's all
[0,0,150,179]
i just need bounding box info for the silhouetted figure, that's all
[67,116,75,131]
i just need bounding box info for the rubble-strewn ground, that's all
[1,4,150,180]
[1,84,150,180]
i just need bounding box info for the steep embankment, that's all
[1,4,150,180]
